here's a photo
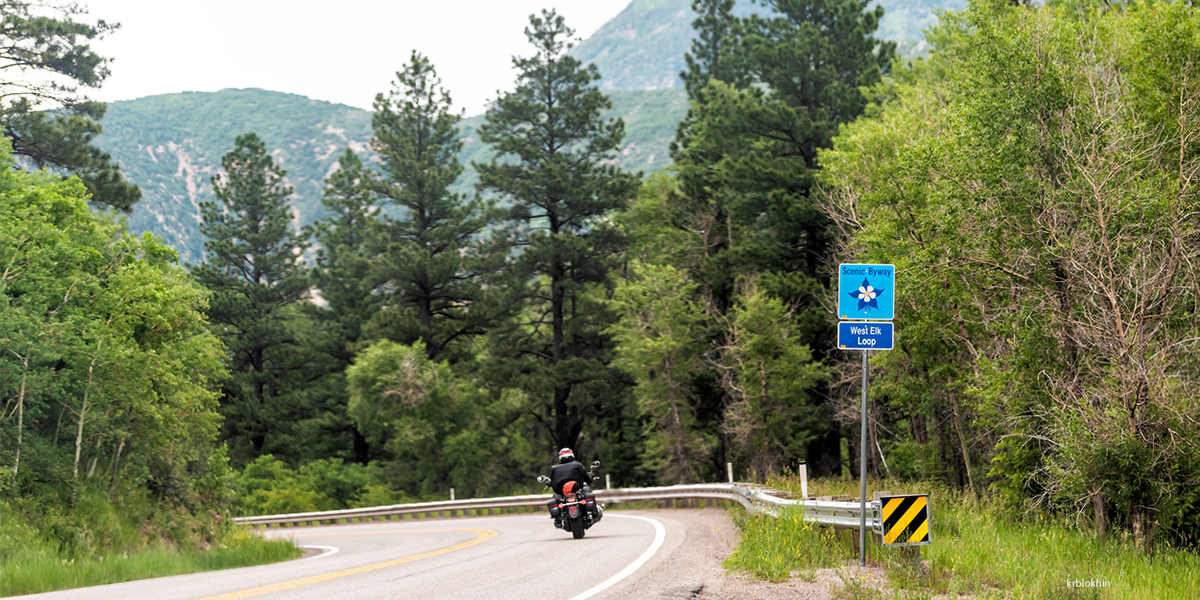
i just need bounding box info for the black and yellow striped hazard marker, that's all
[880,494,931,546]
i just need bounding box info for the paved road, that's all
[13,510,715,600]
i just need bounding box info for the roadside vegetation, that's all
[0,495,298,597]
[726,476,1200,599]
[4,0,1199,596]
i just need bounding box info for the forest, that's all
[1,0,1198,582]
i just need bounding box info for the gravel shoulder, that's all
[609,507,898,600]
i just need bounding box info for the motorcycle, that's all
[538,460,603,540]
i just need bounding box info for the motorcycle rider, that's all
[545,448,602,528]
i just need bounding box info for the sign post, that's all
[837,263,894,567]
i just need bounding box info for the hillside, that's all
[573,0,964,91]
[96,0,960,264]
[96,88,687,264]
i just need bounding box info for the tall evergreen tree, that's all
[477,10,640,454]
[301,149,382,464]
[0,0,141,211]
[368,52,501,363]
[191,133,309,463]
[657,0,894,476]
[680,0,742,98]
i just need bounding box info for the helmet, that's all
[558,448,575,464]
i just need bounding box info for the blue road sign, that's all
[839,264,895,320]
[838,321,894,350]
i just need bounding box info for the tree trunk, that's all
[1092,489,1106,536]
[911,411,927,445]
[107,423,129,502]
[549,225,574,450]
[952,400,978,499]
[87,436,102,478]
[665,370,692,483]
[934,408,951,486]
[11,368,26,482]
[1131,505,1153,552]
[74,355,98,485]
[352,428,370,465]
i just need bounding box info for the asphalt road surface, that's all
[13,510,724,600]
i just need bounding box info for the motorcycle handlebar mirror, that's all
[536,475,550,485]
[592,460,600,469]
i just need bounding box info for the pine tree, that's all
[662,0,894,476]
[301,149,382,463]
[680,0,742,99]
[191,133,309,463]
[367,52,501,363]
[477,10,640,453]
[0,0,140,211]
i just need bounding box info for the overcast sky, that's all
[84,1,631,116]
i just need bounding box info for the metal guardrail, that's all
[233,483,883,533]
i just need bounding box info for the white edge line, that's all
[565,514,666,600]
[298,545,339,560]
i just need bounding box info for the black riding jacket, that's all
[549,460,592,496]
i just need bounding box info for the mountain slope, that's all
[97,0,965,263]
[572,0,965,91]
[99,89,373,263]
[97,88,687,264]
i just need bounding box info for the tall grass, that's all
[725,505,842,581]
[726,475,1200,599]
[0,500,299,596]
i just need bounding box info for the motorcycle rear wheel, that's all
[569,516,585,539]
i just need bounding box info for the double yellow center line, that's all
[198,529,498,600]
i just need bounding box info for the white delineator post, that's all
[605,474,611,490]
[450,488,455,501]
[799,461,808,500]
[727,462,734,484]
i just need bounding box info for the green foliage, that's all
[572,0,960,92]
[725,505,841,581]
[476,10,641,453]
[98,88,690,265]
[0,138,227,506]
[232,455,407,515]
[823,0,1200,546]
[608,261,714,484]
[0,496,299,596]
[719,282,829,479]
[0,139,266,594]
[630,0,896,480]
[346,340,525,498]
[366,52,503,363]
[744,475,1200,599]
[190,133,310,464]
[299,148,383,464]
[0,0,140,211]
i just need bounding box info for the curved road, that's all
[16,510,723,600]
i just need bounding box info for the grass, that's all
[724,475,1200,599]
[725,504,841,581]
[0,502,300,597]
